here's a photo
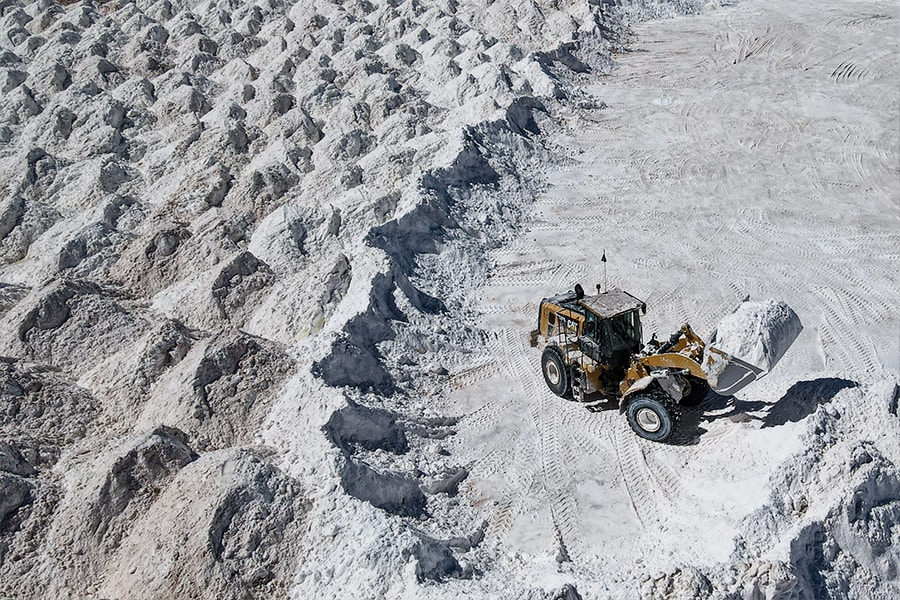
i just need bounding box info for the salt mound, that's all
[710,299,803,372]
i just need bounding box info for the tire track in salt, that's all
[733,27,780,64]
[839,144,895,200]
[450,359,501,391]
[498,328,588,562]
[454,333,532,547]
[826,12,895,34]
[815,286,883,378]
[608,417,671,533]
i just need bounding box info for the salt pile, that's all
[0,0,624,596]
[709,299,803,372]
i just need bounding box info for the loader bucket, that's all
[702,347,766,396]
[702,300,803,396]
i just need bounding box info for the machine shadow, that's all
[761,377,858,428]
[675,377,858,443]
[668,393,769,445]
[668,407,707,446]
[582,377,856,445]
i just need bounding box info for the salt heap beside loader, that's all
[534,286,803,441]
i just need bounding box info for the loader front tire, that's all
[624,391,681,442]
[541,347,569,397]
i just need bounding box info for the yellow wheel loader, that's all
[534,285,802,442]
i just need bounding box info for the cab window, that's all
[605,310,641,350]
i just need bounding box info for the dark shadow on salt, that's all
[762,378,857,428]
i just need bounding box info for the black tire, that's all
[624,391,682,442]
[541,347,569,397]
[680,377,710,407]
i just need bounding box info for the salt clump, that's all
[710,299,803,372]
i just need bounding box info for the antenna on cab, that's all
[601,250,608,292]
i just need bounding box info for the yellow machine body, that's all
[536,289,710,403]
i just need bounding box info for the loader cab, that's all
[538,287,646,369]
[582,309,642,366]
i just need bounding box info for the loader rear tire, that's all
[624,391,681,442]
[541,347,569,397]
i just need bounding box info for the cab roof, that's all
[577,288,646,319]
